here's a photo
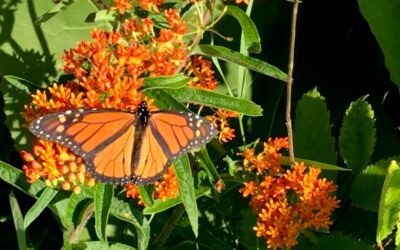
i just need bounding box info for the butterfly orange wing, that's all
[29,109,138,184]
[29,109,217,185]
[131,111,217,184]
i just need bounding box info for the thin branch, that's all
[286,0,301,166]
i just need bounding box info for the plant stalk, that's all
[286,0,301,166]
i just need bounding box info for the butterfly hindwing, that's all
[131,110,217,183]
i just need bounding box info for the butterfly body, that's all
[29,102,217,185]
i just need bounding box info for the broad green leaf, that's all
[143,74,191,90]
[143,186,209,214]
[9,191,27,250]
[143,89,189,112]
[0,0,111,150]
[138,185,154,207]
[173,155,198,237]
[35,0,78,24]
[311,234,374,250]
[193,45,287,81]
[358,0,400,86]
[226,5,261,54]
[397,220,400,249]
[281,156,351,171]
[339,96,376,172]
[351,156,400,212]
[3,75,42,94]
[163,87,263,116]
[51,194,72,229]
[24,187,58,229]
[1,80,33,150]
[74,241,137,250]
[65,186,95,228]
[109,197,150,250]
[0,160,46,198]
[377,161,400,243]
[294,88,337,166]
[94,183,114,241]
[85,9,117,23]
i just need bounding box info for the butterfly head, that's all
[137,101,150,126]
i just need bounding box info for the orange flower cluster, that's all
[239,138,340,249]
[125,167,179,204]
[21,140,95,193]
[207,109,238,142]
[241,137,288,174]
[112,0,164,14]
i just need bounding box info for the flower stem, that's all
[69,203,94,243]
[286,0,301,166]
[154,205,186,249]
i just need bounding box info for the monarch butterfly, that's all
[28,102,217,185]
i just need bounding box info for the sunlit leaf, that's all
[9,191,27,250]
[193,45,287,81]
[173,155,198,237]
[94,183,114,241]
[23,187,58,229]
[377,161,400,243]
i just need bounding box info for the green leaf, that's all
[35,0,78,24]
[294,88,337,165]
[377,161,400,243]
[3,75,42,94]
[85,9,117,23]
[143,186,209,214]
[339,96,376,172]
[351,156,400,212]
[65,186,95,228]
[196,149,222,186]
[138,185,154,207]
[1,80,33,150]
[163,87,263,116]
[173,155,198,237]
[143,89,189,112]
[357,0,400,86]
[281,156,351,171]
[226,6,261,54]
[0,160,47,198]
[143,74,191,90]
[74,241,137,250]
[24,187,58,228]
[311,234,375,250]
[193,45,287,81]
[94,183,114,242]
[109,197,150,250]
[9,191,28,250]
[396,220,400,249]
[24,187,58,229]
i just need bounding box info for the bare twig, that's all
[286,0,301,166]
